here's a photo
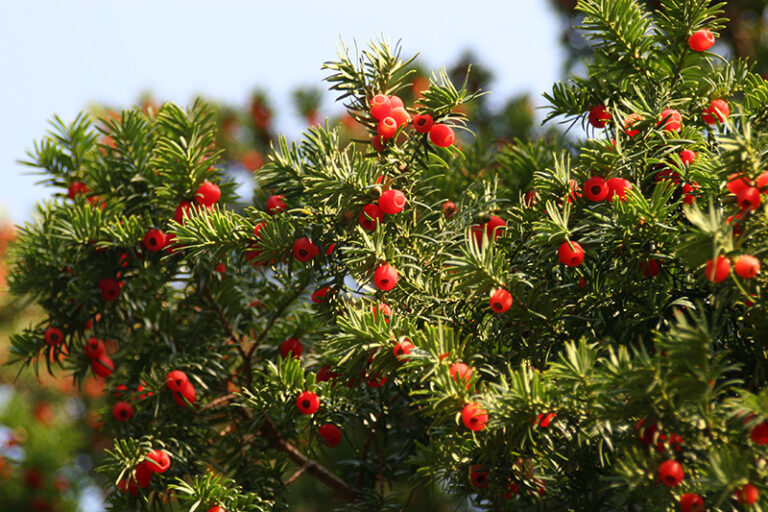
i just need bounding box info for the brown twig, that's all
[284,465,307,486]
[198,393,237,413]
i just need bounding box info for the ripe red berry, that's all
[735,483,759,505]
[379,189,407,214]
[607,177,632,202]
[682,182,699,205]
[524,189,538,207]
[143,228,166,252]
[624,113,643,137]
[196,181,221,206]
[296,391,320,415]
[67,181,88,199]
[280,337,303,359]
[372,303,392,323]
[567,179,582,203]
[461,402,488,431]
[583,177,609,202]
[165,371,189,392]
[559,241,585,267]
[430,124,455,147]
[727,173,751,196]
[413,114,433,133]
[442,201,457,218]
[734,255,760,279]
[588,105,610,128]
[390,106,410,126]
[680,149,697,166]
[470,464,489,489]
[371,135,385,152]
[174,201,193,224]
[373,263,398,291]
[489,288,513,313]
[679,493,704,512]
[266,194,286,215]
[359,204,383,231]
[658,108,682,132]
[44,327,64,346]
[689,28,715,51]
[389,95,404,109]
[641,259,661,278]
[370,94,392,121]
[311,287,330,303]
[117,477,139,496]
[485,215,505,240]
[503,480,520,499]
[84,337,105,359]
[737,186,761,211]
[293,237,319,263]
[450,362,474,389]
[98,277,121,301]
[91,354,114,379]
[658,459,684,487]
[316,365,340,383]
[703,99,730,124]
[393,338,415,360]
[112,401,134,422]
[145,449,171,473]
[318,423,342,447]
[750,420,768,445]
[377,117,398,139]
[134,462,153,488]
[215,263,226,274]
[705,255,730,283]
[207,507,226,512]
[173,380,197,407]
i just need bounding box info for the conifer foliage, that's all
[9,1,768,510]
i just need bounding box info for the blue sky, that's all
[0,0,563,223]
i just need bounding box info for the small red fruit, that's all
[727,173,751,196]
[359,204,383,231]
[67,181,88,199]
[756,171,768,192]
[316,365,340,382]
[98,277,121,301]
[173,380,197,407]
[134,461,153,488]
[84,337,105,359]
[624,113,643,137]
[658,108,682,132]
[559,241,585,267]
[658,459,684,487]
[450,362,474,389]
[370,94,392,121]
[737,187,761,211]
[196,181,221,206]
[389,96,404,109]
[379,189,406,214]
[112,401,134,422]
[165,371,188,392]
[91,354,114,378]
[143,228,166,252]
[680,149,697,166]
[413,114,433,133]
[588,105,610,128]
[393,338,415,360]
[145,450,171,473]
[443,201,457,218]
[703,99,730,124]
[207,507,226,512]
[470,464,489,489]
[429,124,455,147]
[735,483,759,505]
[705,256,730,283]
[371,135,385,152]
[372,303,392,323]
[750,420,768,445]
[311,287,330,303]
[318,423,342,447]
[682,182,699,205]
[377,117,398,139]
[373,264,398,291]
[679,493,704,512]
[296,391,320,415]
[174,201,193,224]
[489,288,513,313]
[266,194,286,214]
[583,177,609,202]
[44,327,64,346]
[607,177,632,202]
[390,106,410,126]
[280,337,303,359]
[689,28,715,52]
[293,237,319,263]
[641,259,661,278]
[735,255,760,279]
[462,402,488,431]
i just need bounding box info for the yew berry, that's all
[92,354,114,379]
[390,106,410,126]
[266,194,286,215]
[215,263,226,274]
[524,189,538,207]
[143,228,166,252]
[682,182,699,205]
[583,177,609,202]
[165,371,189,392]
[450,362,474,389]
[370,94,392,121]
[429,124,455,147]
[588,105,610,128]
[470,464,490,489]
[117,477,139,496]
[537,412,557,428]
[461,402,488,431]
[174,201,193,224]
[311,287,330,303]
[559,241,585,267]
[689,28,715,51]
[641,259,661,278]
[318,423,342,447]
[389,95,404,109]
[485,215,506,241]
[703,99,730,124]
[317,365,339,383]
[503,480,520,500]
[735,483,759,505]
[371,135,385,152]
[98,277,121,301]
[359,204,383,231]
[67,181,88,199]
[196,181,221,206]
[737,187,761,211]
[280,337,303,359]
[293,237,319,263]
[679,493,704,512]
[146,450,171,473]
[208,507,226,512]
[658,459,684,487]
[607,177,632,202]
[135,462,153,488]
[705,256,730,283]
[379,189,406,214]
[84,337,105,360]
[624,113,643,137]
[489,288,513,313]
[443,201,457,218]
[44,327,64,346]
[393,338,415,360]
[756,171,768,193]
[112,401,134,422]
[658,108,682,132]
[727,173,751,196]
[413,114,433,133]
[296,391,320,415]
[173,380,197,407]
[734,255,760,279]
[372,303,392,323]
[567,179,582,203]
[373,263,399,291]
[750,420,768,445]
[377,117,398,139]
[680,149,697,166]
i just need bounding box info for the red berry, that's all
[538,412,557,428]
[389,95,404,109]
[117,477,139,496]
[296,391,319,415]
[658,108,682,132]
[750,420,768,445]
[44,327,64,346]
[736,483,759,505]
[165,370,189,392]
[607,177,632,202]
[682,182,699,205]
[588,105,610,128]
[658,459,684,487]
[379,189,407,214]
[98,277,121,301]
[503,480,520,499]
[318,423,342,447]
[413,114,433,133]
[359,204,383,231]
[370,94,392,121]
[703,99,730,124]
[316,365,339,382]
[293,237,319,263]
[372,303,391,323]
[196,181,221,206]
[280,337,303,359]
[485,215,505,240]
[567,179,583,203]
[680,149,697,166]
[207,507,226,512]
[371,135,385,152]
[737,186,761,211]
[429,124,455,147]
[84,337,105,359]
[450,362,474,389]
[215,263,226,274]
[442,201,457,218]
[393,338,415,360]
[470,464,489,489]
[559,241,585,267]
[377,117,398,139]
[112,401,134,422]
[461,402,488,431]
[134,461,153,488]
[705,256,730,283]
[583,177,609,202]
[524,189,538,207]
[689,28,715,51]
[679,493,704,512]
[173,380,197,407]
[727,173,751,196]
[266,194,286,215]
[143,228,166,252]
[756,171,768,193]
[624,113,643,137]
[67,181,88,199]
[311,287,330,303]
[92,354,114,379]
[489,288,513,313]
[373,263,398,291]
[174,201,193,224]
[734,255,760,279]
[390,106,410,126]
[641,259,661,278]
[145,449,171,473]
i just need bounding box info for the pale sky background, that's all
[0,0,564,224]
